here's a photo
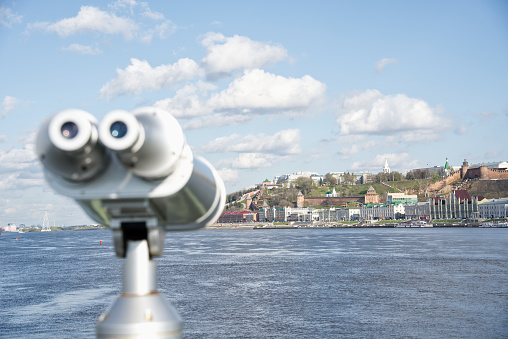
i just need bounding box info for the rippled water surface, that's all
[1,228,507,338]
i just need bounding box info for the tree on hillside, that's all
[295,177,314,196]
[406,169,430,180]
[375,171,403,183]
[325,173,337,186]
[342,173,356,185]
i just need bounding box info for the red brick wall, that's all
[485,168,508,179]
[428,171,460,192]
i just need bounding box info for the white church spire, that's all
[383,158,391,174]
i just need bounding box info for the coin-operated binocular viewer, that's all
[36,107,226,338]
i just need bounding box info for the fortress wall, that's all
[485,168,508,179]
[428,171,460,192]
[304,196,364,206]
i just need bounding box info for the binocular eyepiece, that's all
[37,109,107,182]
[36,107,226,239]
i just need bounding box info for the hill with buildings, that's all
[224,159,508,213]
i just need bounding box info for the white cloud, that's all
[27,3,175,43]
[0,143,38,173]
[28,6,138,39]
[141,7,165,21]
[0,142,42,192]
[201,129,301,155]
[337,89,449,140]
[2,96,20,118]
[201,33,288,78]
[375,58,398,72]
[217,168,238,182]
[108,0,138,13]
[154,81,216,118]
[99,58,202,98]
[182,113,253,130]
[225,153,283,169]
[338,140,376,157]
[208,69,326,113]
[156,69,326,129]
[349,153,418,172]
[62,43,101,55]
[0,6,22,27]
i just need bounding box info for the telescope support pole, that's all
[96,238,182,338]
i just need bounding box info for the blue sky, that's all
[1,0,507,226]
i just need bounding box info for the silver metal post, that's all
[96,239,182,338]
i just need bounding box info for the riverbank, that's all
[206,221,495,230]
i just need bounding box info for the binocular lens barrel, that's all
[110,121,128,139]
[61,122,79,139]
[36,109,108,182]
[99,108,186,180]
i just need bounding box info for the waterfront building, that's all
[404,202,430,220]
[385,192,418,205]
[478,198,508,219]
[218,211,258,223]
[429,190,479,220]
[316,208,360,221]
[285,207,319,222]
[258,206,285,222]
[360,203,405,220]
[1,224,18,232]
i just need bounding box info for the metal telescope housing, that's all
[36,107,226,338]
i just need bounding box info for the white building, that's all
[360,204,405,220]
[284,207,319,222]
[315,208,360,221]
[1,223,18,232]
[274,171,320,186]
[404,202,430,220]
[478,199,508,219]
[470,161,508,170]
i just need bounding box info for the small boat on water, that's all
[396,220,433,228]
[479,221,508,228]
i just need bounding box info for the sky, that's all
[0,0,507,226]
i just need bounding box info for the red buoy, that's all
[100,240,102,244]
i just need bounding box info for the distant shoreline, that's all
[206,221,497,230]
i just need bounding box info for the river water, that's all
[1,228,507,338]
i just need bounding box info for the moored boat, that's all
[480,221,508,228]
[396,220,433,228]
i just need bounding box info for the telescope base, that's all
[96,292,182,338]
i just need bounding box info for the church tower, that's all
[444,157,451,175]
[383,158,391,174]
